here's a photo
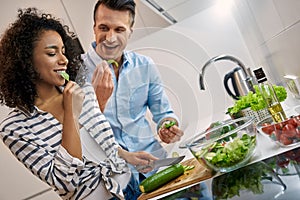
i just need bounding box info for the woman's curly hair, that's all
[0,7,86,113]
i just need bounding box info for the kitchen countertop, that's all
[157,145,300,200]
[148,103,300,199]
[152,141,300,200]
[142,105,300,199]
[149,122,300,200]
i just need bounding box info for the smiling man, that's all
[82,0,184,183]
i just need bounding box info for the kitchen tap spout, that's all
[199,55,248,90]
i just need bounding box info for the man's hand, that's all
[158,120,184,144]
[92,61,114,111]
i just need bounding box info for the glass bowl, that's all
[257,114,300,147]
[185,117,257,173]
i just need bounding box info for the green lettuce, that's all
[203,134,256,168]
[228,85,287,114]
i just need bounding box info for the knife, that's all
[135,155,185,172]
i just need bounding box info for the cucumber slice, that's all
[172,152,179,158]
[58,71,69,81]
[107,59,119,67]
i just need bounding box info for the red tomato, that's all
[282,124,296,138]
[294,117,300,126]
[261,123,274,135]
[280,134,293,145]
[274,122,283,130]
[276,129,282,140]
[287,118,298,128]
[295,115,300,121]
[295,127,300,139]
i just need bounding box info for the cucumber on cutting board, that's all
[139,163,184,193]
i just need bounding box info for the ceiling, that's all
[132,0,218,42]
[136,0,218,26]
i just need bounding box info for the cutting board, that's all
[137,157,213,200]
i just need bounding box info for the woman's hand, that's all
[61,81,85,159]
[63,81,85,120]
[118,148,158,173]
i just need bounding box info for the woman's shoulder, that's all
[0,109,26,132]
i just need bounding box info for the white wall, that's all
[232,0,300,109]
[234,0,300,88]
[127,4,254,153]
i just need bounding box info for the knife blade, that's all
[135,155,185,172]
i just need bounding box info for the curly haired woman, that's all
[0,8,156,200]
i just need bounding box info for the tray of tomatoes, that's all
[257,114,300,147]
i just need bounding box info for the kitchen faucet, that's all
[199,54,255,99]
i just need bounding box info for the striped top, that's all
[0,83,128,200]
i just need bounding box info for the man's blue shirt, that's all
[82,42,179,177]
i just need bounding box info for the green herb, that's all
[59,71,69,81]
[107,59,119,68]
[163,120,176,129]
[228,85,287,114]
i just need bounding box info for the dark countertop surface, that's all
[159,147,300,200]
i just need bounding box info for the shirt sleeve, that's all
[54,146,84,182]
[146,58,180,129]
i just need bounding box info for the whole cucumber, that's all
[139,163,184,193]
